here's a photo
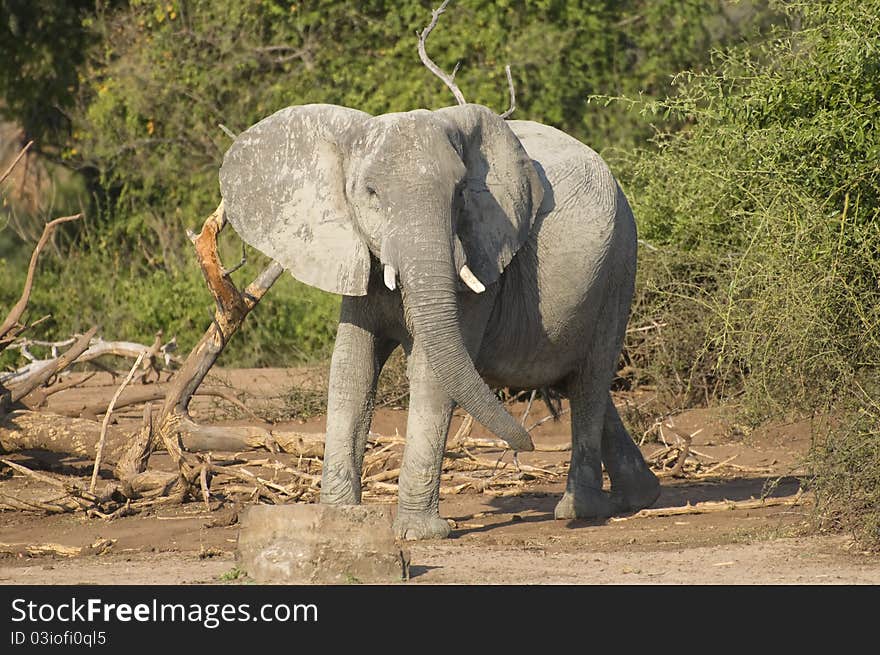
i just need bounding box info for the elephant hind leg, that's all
[554,365,615,520]
[602,394,660,513]
[554,286,655,520]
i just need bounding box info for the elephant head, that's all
[219,103,543,451]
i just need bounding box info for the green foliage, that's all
[614,0,880,546]
[0,0,99,144]
[809,384,880,550]
[218,566,247,582]
[3,0,764,366]
[66,0,757,238]
[617,0,880,410]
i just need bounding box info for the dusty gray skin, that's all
[220,103,660,540]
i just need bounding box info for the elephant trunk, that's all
[399,227,534,452]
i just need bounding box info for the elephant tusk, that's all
[459,265,486,293]
[384,264,397,291]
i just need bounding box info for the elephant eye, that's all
[366,185,378,197]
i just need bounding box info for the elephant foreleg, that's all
[393,343,455,540]
[321,319,394,505]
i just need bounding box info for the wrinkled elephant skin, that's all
[219,103,660,540]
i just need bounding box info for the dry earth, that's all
[1,368,878,585]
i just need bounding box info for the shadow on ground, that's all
[449,474,803,538]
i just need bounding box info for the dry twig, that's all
[0,140,33,186]
[90,352,146,493]
[0,214,83,344]
[499,65,516,119]
[610,490,807,521]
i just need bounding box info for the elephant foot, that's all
[610,471,661,514]
[393,511,451,541]
[319,487,360,505]
[320,464,361,505]
[553,488,613,520]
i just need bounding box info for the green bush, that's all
[2,0,769,367]
[809,387,880,548]
[616,0,880,410]
[0,227,340,367]
[615,0,880,546]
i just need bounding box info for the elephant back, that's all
[508,120,618,218]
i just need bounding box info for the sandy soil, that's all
[1,368,878,585]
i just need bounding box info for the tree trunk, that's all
[0,410,131,463]
[0,410,325,463]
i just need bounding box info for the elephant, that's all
[218,102,661,540]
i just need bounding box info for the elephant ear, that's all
[219,104,372,296]
[437,104,544,285]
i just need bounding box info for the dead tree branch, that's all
[1,334,176,390]
[0,214,82,343]
[169,202,283,422]
[1,327,98,413]
[418,1,467,106]
[57,384,257,421]
[500,64,516,119]
[133,202,284,500]
[0,140,33,186]
[610,490,807,521]
[90,352,145,493]
[0,410,131,463]
[417,3,518,118]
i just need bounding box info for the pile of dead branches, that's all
[0,136,292,517]
[0,199,285,518]
[642,420,774,480]
[0,417,574,516]
[0,177,569,520]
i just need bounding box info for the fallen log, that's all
[179,420,325,457]
[45,383,258,421]
[0,410,131,463]
[1,328,98,413]
[0,409,326,462]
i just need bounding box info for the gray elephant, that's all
[219,102,660,539]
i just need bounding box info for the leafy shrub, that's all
[3,0,770,367]
[615,0,880,546]
[809,389,880,549]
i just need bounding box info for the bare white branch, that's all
[500,64,517,119]
[418,0,467,106]
[0,336,178,387]
[90,352,145,493]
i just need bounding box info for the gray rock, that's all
[236,504,410,584]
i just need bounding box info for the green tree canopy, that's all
[0,0,773,364]
[0,0,98,146]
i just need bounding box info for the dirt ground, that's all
[1,367,878,585]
